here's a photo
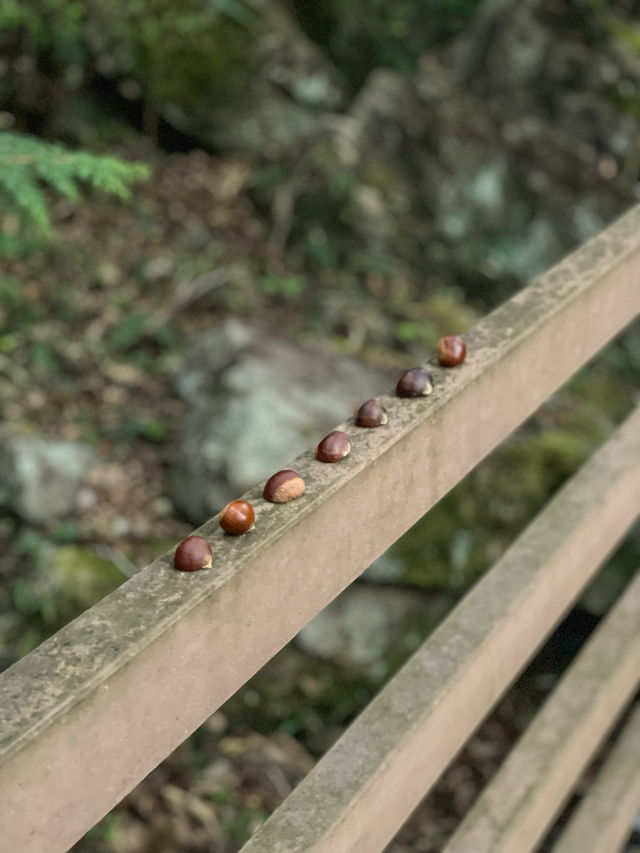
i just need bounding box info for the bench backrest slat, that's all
[240,408,640,853]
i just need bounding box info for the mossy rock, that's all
[83,0,342,152]
[46,544,126,611]
[4,544,126,662]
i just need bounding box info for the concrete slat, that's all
[240,409,640,853]
[551,703,640,853]
[442,572,640,853]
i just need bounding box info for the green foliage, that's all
[207,0,255,27]
[105,415,168,444]
[384,330,640,602]
[0,131,149,239]
[0,0,254,111]
[0,0,85,54]
[84,0,254,123]
[294,0,483,89]
[258,273,307,299]
[0,276,42,327]
[82,814,122,844]
[222,808,269,843]
[104,313,149,351]
[0,0,86,89]
[223,646,375,751]
[0,539,126,661]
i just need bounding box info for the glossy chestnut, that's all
[355,399,388,428]
[436,335,466,367]
[316,430,351,462]
[173,535,213,572]
[396,367,434,398]
[263,470,306,503]
[220,499,255,535]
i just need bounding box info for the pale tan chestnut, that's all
[263,470,306,503]
[173,535,213,572]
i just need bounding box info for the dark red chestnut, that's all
[173,535,213,572]
[263,470,306,503]
[355,399,388,428]
[220,499,255,535]
[436,335,466,367]
[396,367,434,398]
[316,430,351,462]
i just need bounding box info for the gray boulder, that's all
[295,583,451,672]
[171,320,393,523]
[0,426,95,523]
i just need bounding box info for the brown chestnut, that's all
[316,430,351,462]
[220,499,255,535]
[263,470,305,503]
[396,367,434,398]
[173,535,213,572]
[355,399,388,428]
[436,335,466,367]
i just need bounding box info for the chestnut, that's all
[396,367,434,398]
[173,535,213,572]
[220,499,255,535]
[355,399,388,428]
[316,430,351,462]
[436,335,466,367]
[263,470,305,503]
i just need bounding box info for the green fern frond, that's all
[0,131,150,237]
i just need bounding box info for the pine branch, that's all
[0,131,150,238]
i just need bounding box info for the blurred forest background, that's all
[1,0,640,850]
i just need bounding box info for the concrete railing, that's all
[1,205,640,853]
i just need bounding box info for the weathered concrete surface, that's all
[1,205,640,853]
[241,409,640,853]
[552,703,640,853]
[443,570,640,853]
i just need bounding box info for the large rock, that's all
[171,320,393,523]
[295,583,451,672]
[282,5,639,304]
[0,426,95,523]
[84,0,343,155]
[1,543,127,667]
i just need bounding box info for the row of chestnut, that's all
[173,334,466,572]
